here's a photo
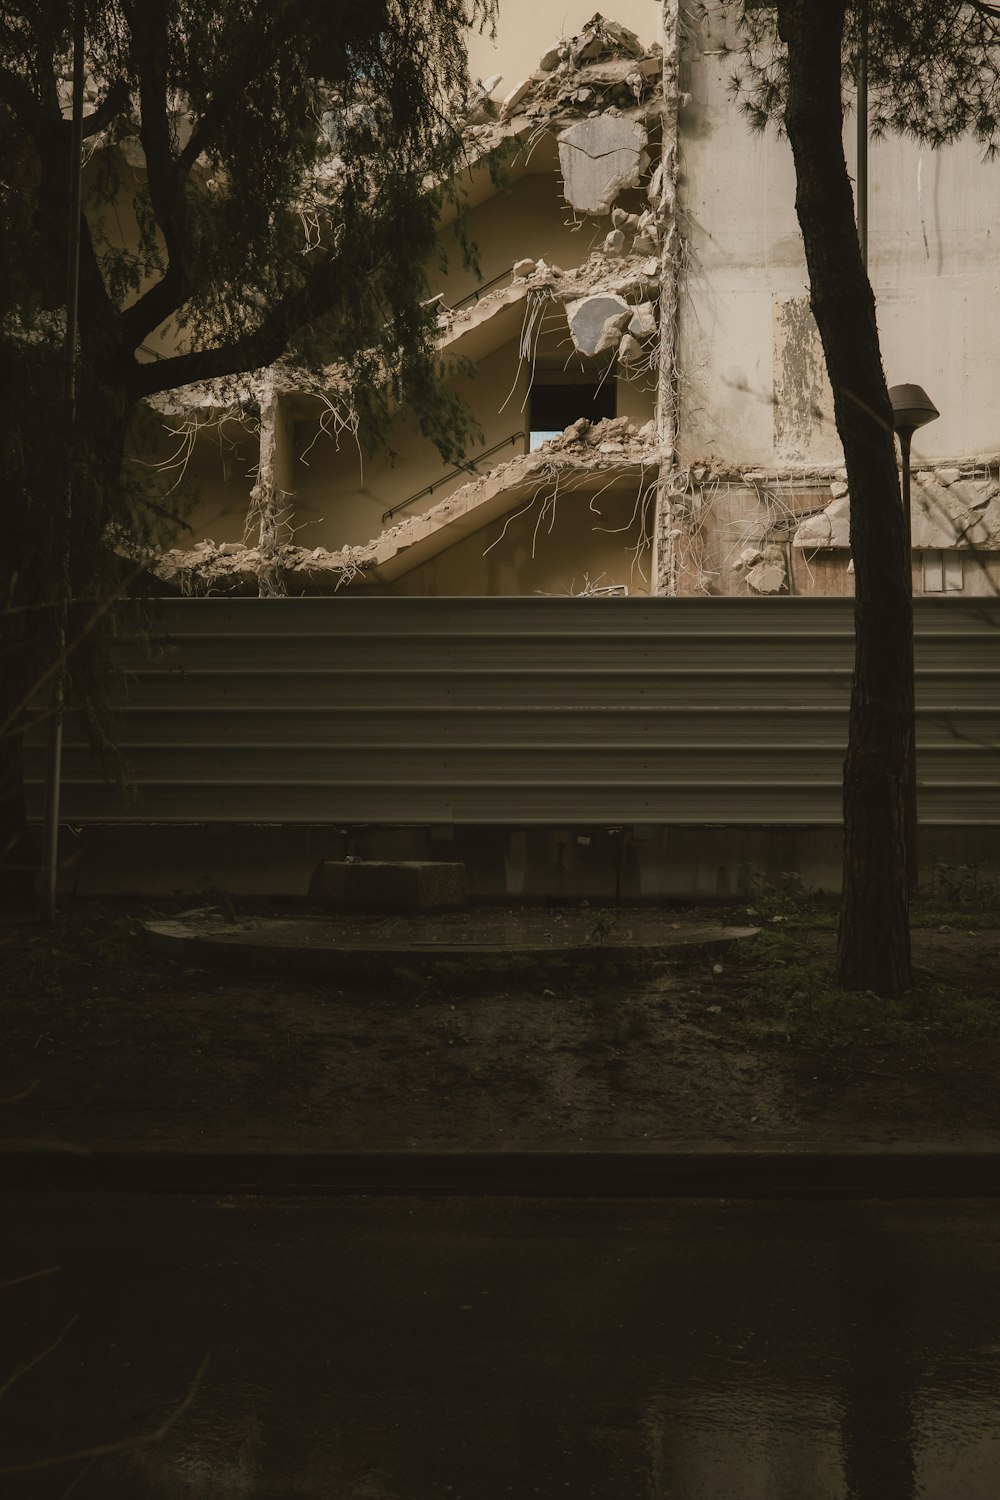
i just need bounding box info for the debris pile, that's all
[463,13,663,158]
[532,414,656,454]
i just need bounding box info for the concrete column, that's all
[249,374,296,596]
[652,0,683,596]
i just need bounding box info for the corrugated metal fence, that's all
[24,596,1000,825]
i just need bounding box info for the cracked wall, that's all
[679,2,1000,474]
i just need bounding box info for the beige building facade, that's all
[147,2,1000,603]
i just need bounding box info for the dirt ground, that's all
[2,903,1000,1152]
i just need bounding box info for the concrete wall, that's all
[678,12,1000,470]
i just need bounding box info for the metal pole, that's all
[857,0,868,267]
[39,0,85,922]
[899,429,918,896]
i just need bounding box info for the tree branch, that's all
[176,0,381,174]
[126,247,345,399]
[79,78,131,139]
[128,313,306,399]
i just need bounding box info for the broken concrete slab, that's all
[565,291,631,355]
[600,18,646,58]
[792,512,834,549]
[499,77,534,118]
[617,332,645,364]
[628,301,657,338]
[557,114,649,216]
[745,558,786,594]
[910,477,1000,548]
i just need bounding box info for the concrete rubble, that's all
[461,13,663,163]
[436,247,661,386]
[737,545,787,595]
[558,115,650,215]
[565,292,631,355]
[793,471,1000,551]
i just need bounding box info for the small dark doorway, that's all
[529,379,615,450]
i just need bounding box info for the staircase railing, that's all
[382,430,526,523]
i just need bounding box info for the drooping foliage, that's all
[2,0,497,440]
[0,0,496,894]
[708,0,1000,153]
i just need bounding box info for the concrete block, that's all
[310,860,466,913]
[617,332,645,364]
[565,291,630,355]
[557,115,649,215]
[628,301,657,337]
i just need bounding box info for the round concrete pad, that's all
[143,908,760,970]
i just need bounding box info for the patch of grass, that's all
[732,861,1000,934]
[730,929,1000,1054]
[911,863,1000,929]
[737,867,839,929]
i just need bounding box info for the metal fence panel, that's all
[23,597,1000,825]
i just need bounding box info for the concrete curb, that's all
[5,1148,1000,1197]
[141,919,760,974]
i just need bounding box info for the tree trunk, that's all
[777,0,913,996]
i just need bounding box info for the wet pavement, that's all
[4,1194,1000,1497]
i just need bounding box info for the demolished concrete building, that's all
[143,2,1000,601]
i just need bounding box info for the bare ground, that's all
[2,905,1000,1152]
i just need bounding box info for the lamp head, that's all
[888,383,939,437]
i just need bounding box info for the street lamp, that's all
[888,383,939,896]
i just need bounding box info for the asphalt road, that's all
[3,1195,1000,1498]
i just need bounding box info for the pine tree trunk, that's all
[777,0,912,996]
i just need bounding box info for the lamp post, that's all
[888,383,939,896]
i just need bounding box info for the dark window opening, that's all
[529,380,615,450]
